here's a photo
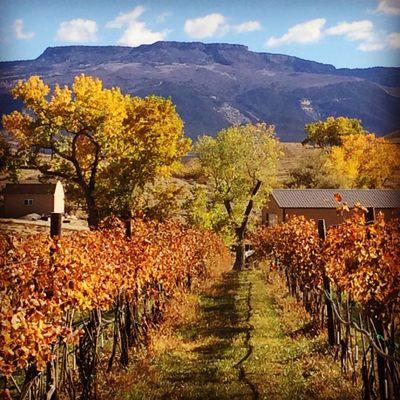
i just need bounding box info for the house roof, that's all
[271,189,400,209]
[3,183,57,195]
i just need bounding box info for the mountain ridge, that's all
[1,41,399,141]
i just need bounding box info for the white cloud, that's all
[233,21,261,33]
[184,13,229,39]
[325,20,374,41]
[156,12,171,23]
[358,41,385,51]
[55,19,97,43]
[116,22,167,46]
[327,21,400,52]
[13,19,35,40]
[184,14,261,39]
[325,20,386,52]
[265,16,400,53]
[266,18,326,48]
[105,6,145,29]
[106,6,168,46]
[375,0,400,15]
[387,32,400,48]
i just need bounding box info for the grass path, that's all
[123,269,360,400]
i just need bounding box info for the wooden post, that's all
[318,219,335,347]
[374,319,388,400]
[48,212,62,400]
[50,212,62,238]
[365,209,387,399]
[125,218,132,239]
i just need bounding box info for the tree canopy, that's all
[2,75,190,226]
[288,133,399,189]
[195,123,280,269]
[324,133,400,188]
[303,116,368,147]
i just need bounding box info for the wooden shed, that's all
[2,181,65,218]
[262,189,400,227]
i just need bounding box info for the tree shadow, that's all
[157,271,251,399]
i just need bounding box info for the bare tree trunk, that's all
[233,238,245,270]
[232,180,262,271]
[85,193,100,228]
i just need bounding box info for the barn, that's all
[262,189,400,227]
[2,181,65,218]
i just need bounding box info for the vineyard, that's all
[0,218,230,399]
[251,206,400,400]
[1,207,399,399]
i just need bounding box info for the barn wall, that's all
[376,208,400,220]
[262,204,400,227]
[261,197,283,225]
[4,194,55,218]
[284,208,347,227]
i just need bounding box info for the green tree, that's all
[303,116,368,147]
[0,136,19,182]
[2,75,189,226]
[195,123,280,270]
[184,185,235,245]
[287,151,341,188]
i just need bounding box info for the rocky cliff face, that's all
[1,41,399,141]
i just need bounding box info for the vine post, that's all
[366,208,387,400]
[50,213,62,240]
[318,219,335,347]
[47,212,62,400]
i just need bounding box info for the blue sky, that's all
[1,0,399,68]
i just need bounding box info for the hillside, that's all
[1,41,400,141]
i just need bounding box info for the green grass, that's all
[117,268,360,400]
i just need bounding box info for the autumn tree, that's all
[324,133,400,188]
[184,185,235,244]
[0,136,18,182]
[303,116,368,147]
[2,75,189,226]
[195,123,280,270]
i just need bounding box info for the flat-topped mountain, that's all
[1,41,399,141]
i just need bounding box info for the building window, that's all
[24,199,33,206]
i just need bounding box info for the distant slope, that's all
[385,130,400,143]
[1,41,399,141]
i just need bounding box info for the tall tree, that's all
[324,133,400,188]
[196,123,280,270]
[303,116,368,147]
[2,75,189,226]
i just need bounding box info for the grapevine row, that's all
[251,207,400,399]
[0,218,230,399]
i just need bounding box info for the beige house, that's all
[262,189,400,227]
[2,181,65,218]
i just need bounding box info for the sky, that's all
[0,0,399,68]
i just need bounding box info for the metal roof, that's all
[271,189,400,209]
[3,183,57,195]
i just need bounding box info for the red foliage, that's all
[0,219,229,376]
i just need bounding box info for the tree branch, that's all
[239,179,262,233]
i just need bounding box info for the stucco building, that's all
[2,181,65,218]
[262,189,400,227]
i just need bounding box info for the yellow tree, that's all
[2,75,189,226]
[303,116,368,147]
[324,134,400,188]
